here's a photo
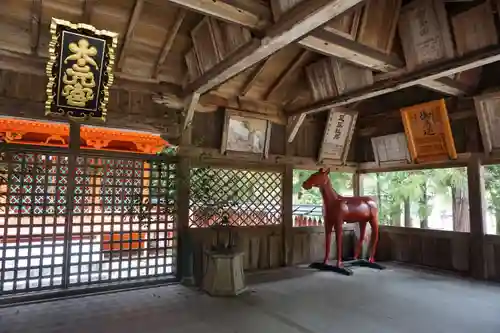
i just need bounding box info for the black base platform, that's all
[309,259,385,276]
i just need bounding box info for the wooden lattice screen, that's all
[189,167,283,227]
[0,147,177,296]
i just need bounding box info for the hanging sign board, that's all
[371,132,411,166]
[45,18,118,122]
[473,90,500,156]
[400,99,457,163]
[318,108,357,164]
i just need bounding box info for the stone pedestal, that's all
[202,250,246,296]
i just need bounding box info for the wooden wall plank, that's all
[357,0,401,54]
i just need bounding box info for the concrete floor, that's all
[1,264,500,333]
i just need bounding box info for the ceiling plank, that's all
[117,0,144,71]
[153,8,186,78]
[287,46,500,116]
[265,49,311,101]
[184,0,365,95]
[30,0,42,54]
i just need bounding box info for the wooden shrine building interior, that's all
[2,0,500,331]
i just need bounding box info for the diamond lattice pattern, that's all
[189,167,283,227]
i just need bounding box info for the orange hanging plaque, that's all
[400,99,457,163]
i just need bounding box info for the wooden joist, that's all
[81,0,95,24]
[30,0,42,55]
[166,0,269,30]
[183,0,365,95]
[116,0,144,70]
[153,9,186,78]
[169,0,468,97]
[287,46,500,116]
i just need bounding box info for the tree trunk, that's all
[496,209,500,235]
[404,197,411,227]
[451,186,470,232]
[390,207,401,226]
[419,182,428,229]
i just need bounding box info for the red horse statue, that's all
[302,168,379,267]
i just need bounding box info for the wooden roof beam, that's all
[30,0,42,54]
[117,0,144,71]
[167,0,467,97]
[287,45,500,116]
[153,8,186,78]
[299,30,467,96]
[184,0,365,96]
[166,0,269,30]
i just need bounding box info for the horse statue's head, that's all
[302,168,330,190]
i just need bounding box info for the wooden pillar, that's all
[352,171,362,196]
[282,122,295,266]
[283,165,293,266]
[63,121,80,288]
[177,126,193,284]
[467,154,487,279]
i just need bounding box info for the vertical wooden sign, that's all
[318,108,357,165]
[371,132,410,165]
[45,18,118,122]
[400,99,457,163]
[474,90,500,155]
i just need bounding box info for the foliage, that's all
[292,170,352,204]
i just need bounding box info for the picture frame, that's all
[473,90,500,156]
[220,109,272,159]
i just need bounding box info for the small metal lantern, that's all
[211,212,235,252]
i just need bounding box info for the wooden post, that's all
[352,171,362,196]
[282,122,295,266]
[283,164,293,266]
[63,121,80,288]
[177,125,193,284]
[467,154,487,279]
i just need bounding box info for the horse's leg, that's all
[333,221,344,267]
[323,229,332,265]
[323,218,333,264]
[368,212,380,263]
[354,221,367,260]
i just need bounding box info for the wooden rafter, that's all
[30,0,42,54]
[264,49,311,101]
[239,60,268,96]
[82,0,95,24]
[287,46,500,116]
[117,0,144,71]
[183,0,364,95]
[153,9,186,78]
[166,0,268,30]
[171,0,468,97]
